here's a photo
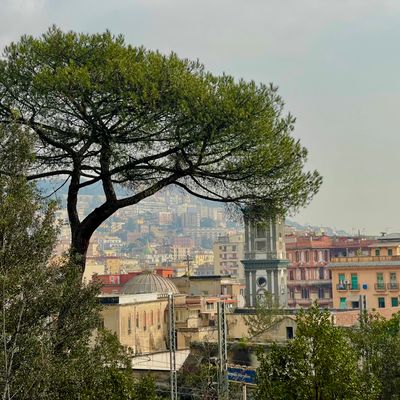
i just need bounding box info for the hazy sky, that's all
[1,0,399,235]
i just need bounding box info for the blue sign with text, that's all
[227,367,256,384]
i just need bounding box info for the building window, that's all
[318,287,324,299]
[314,250,318,262]
[340,297,347,310]
[256,224,266,238]
[319,267,325,280]
[150,310,154,326]
[289,290,294,299]
[351,301,360,309]
[376,272,384,289]
[388,249,393,256]
[390,272,397,283]
[295,252,300,262]
[392,297,399,307]
[143,311,147,330]
[338,273,345,284]
[378,297,385,308]
[289,270,294,280]
[157,310,161,325]
[305,251,309,262]
[286,327,294,339]
[256,241,267,251]
[351,273,359,290]
[301,269,306,280]
[128,317,132,334]
[301,288,309,299]
[324,251,329,262]
[136,313,139,328]
[375,249,381,256]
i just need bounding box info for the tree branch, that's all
[26,170,72,181]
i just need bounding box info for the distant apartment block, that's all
[286,235,374,308]
[183,227,236,247]
[213,234,244,280]
[171,236,195,248]
[330,234,400,322]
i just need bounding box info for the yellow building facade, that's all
[101,293,169,354]
[330,240,400,321]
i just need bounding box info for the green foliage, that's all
[255,303,378,400]
[0,125,159,399]
[0,26,321,271]
[244,292,283,339]
[178,362,219,399]
[348,311,400,400]
[131,375,162,400]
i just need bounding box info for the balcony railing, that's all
[287,279,332,287]
[331,255,400,263]
[336,283,360,291]
[374,283,386,291]
[387,282,399,290]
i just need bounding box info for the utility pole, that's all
[359,294,367,325]
[242,383,247,400]
[168,293,177,400]
[218,301,228,400]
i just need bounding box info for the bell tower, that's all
[242,216,288,307]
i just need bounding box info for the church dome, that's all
[123,271,179,295]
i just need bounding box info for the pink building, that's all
[286,235,376,308]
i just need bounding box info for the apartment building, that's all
[213,234,244,280]
[329,235,400,320]
[286,235,375,308]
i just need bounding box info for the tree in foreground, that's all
[255,303,379,400]
[0,27,321,273]
[349,311,400,400]
[0,125,160,399]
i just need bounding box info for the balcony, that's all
[331,255,400,263]
[336,283,350,291]
[287,279,331,287]
[387,282,399,291]
[374,283,386,291]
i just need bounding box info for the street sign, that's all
[227,367,256,384]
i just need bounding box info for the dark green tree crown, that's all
[0,26,321,269]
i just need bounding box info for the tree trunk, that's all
[70,231,90,275]
[70,201,118,275]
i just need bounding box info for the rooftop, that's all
[123,271,179,295]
